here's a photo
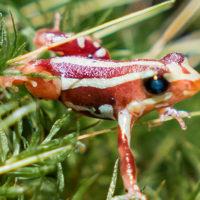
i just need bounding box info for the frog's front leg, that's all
[117,109,147,200]
[158,107,191,130]
[0,63,62,100]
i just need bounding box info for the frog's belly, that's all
[60,79,145,120]
[60,87,116,120]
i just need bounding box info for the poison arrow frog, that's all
[0,53,200,200]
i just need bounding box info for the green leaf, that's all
[107,159,119,200]
[7,165,56,178]
[0,101,18,116]
[57,162,65,193]
[0,186,25,198]
[0,103,37,131]
[42,113,69,144]
[0,13,26,71]
[0,130,10,164]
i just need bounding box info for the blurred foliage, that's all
[0,0,199,200]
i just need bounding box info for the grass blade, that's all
[106,159,119,200]
[94,0,175,38]
[147,0,200,58]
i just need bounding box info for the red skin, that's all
[34,29,110,59]
[61,80,148,118]
[118,125,137,193]
[0,53,199,199]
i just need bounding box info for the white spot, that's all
[77,37,85,48]
[98,104,114,119]
[94,48,107,58]
[93,41,101,48]
[183,90,190,95]
[126,169,133,174]
[31,81,37,87]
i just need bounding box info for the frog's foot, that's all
[112,190,147,200]
[158,107,191,130]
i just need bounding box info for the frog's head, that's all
[162,53,200,101]
[145,53,200,106]
[127,53,200,117]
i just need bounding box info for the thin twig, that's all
[6,0,175,65]
[77,111,200,140]
[77,127,117,140]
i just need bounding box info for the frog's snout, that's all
[194,77,200,91]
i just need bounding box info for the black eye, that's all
[88,54,93,58]
[143,75,169,94]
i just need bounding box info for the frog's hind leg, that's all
[117,109,147,200]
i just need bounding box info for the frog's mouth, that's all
[183,78,200,97]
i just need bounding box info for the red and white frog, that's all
[34,13,110,59]
[1,53,200,199]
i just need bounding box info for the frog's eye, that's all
[88,54,93,59]
[143,75,169,94]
